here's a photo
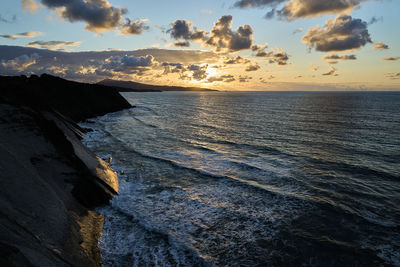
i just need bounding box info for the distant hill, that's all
[97,79,217,92]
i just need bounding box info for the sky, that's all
[0,0,399,90]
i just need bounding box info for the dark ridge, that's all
[0,74,132,121]
[98,78,218,92]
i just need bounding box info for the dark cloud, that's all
[245,63,260,71]
[0,45,221,82]
[224,56,251,64]
[234,0,283,8]
[322,66,338,76]
[205,15,254,52]
[32,0,128,32]
[206,74,235,83]
[162,62,186,74]
[167,20,206,45]
[250,44,290,65]
[186,64,208,80]
[268,49,290,65]
[323,54,357,60]
[238,75,252,82]
[120,19,149,35]
[27,41,81,50]
[234,0,367,20]
[382,57,399,61]
[102,55,157,74]
[173,41,191,47]
[0,31,43,39]
[368,16,383,25]
[302,15,371,52]
[161,62,208,81]
[373,42,389,50]
[251,43,270,57]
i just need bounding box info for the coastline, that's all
[0,74,131,266]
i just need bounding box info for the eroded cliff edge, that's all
[0,74,132,266]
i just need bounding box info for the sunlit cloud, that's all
[373,42,389,50]
[322,66,338,76]
[382,57,399,61]
[0,31,44,39]
[234,0,370,20]
[27,41,81,50]
[0,53,39,72]
[21,0,40,13]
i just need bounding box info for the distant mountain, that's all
[97,79,217,92]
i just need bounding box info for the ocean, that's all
[80,91,400,266]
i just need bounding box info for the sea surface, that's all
[80,91,400,266]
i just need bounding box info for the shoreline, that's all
[0,74,131,266]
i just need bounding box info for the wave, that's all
[132,116,159,128]
[102,203,210,266]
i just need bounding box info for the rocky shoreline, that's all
[0,74,132,266]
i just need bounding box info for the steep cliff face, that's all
[0,75,130,266]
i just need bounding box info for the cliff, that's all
[0,74,131,266]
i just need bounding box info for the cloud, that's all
[245,63,260,71]
[27,41,81,50]
[201,9,214,14]
[373,42,389,50]
[120,19,149,35]
[205,15,254,52]
[323,54,357,60]
[251,43,270,57]
[250,44,290,65]
[162,62,186,74]
[386,72,400,80]
[322,66,338,76]
[382,57,399,61]
[0,31,44,39]
[310,64,320,71]
[28,0,128,33]
[0,14,17,23]
[224,56,251,64]
[168,20,206,45]
[173,41,191,47]
[368,16,383,25]
[21,0,39,13]
[234,0,368,20]
[234,0,283,8]
[268,48,290,65]
[186,64,208,80]
[0,53,39,72]
[101,55,157,74]
[238,75,252,82]
[206,74,235,83]
[293,28,303,34]
[302,15,371,52]
[161,62,209,81]
[0,45,221,82]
